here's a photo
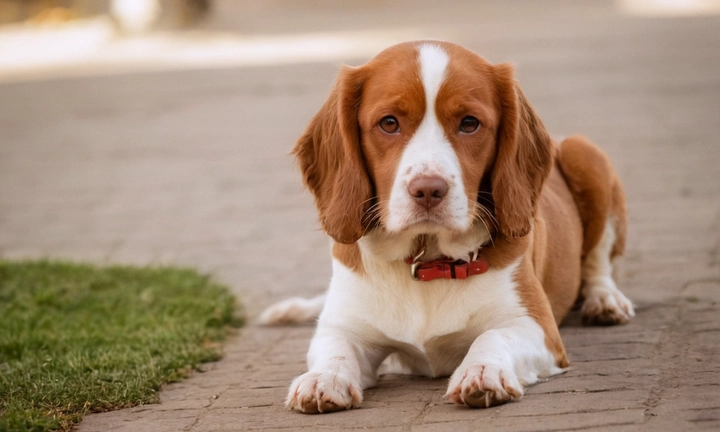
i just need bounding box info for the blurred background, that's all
[2,0,720,80]
[1,0,719,311]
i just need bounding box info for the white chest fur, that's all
[319,256,526,377]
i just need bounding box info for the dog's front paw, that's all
[286,371,362,414]
[581,279,635,325]
[445,364,523,408]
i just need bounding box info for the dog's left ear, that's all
[491,63,554,238]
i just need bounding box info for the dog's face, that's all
[360,44,498,236]
[295,41,552,249]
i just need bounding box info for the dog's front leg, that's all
[286,325,380,414]
[445,316,562,408]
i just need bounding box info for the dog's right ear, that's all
[293,66,373,244]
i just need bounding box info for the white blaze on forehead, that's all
[385,43,471,234]
[418,43,450,110]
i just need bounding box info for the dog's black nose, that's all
[408,176,449,210]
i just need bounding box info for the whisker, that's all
[467,201,495,247]
[357,196,379,218]
[360,197,389,237]
[476,203,499,230]
[477,191,494,207]
[467,199,498,248]
[363,202,380,217]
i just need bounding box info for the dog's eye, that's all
[379,116,400,134]
[459,116,480,134]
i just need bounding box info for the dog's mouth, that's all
[408,217,452,231]
[403,218,491,252]
[400,212,478,237]
[406,224,492,263]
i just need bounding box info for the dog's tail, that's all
[257,294,326,325]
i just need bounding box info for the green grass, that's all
[0,260,243,432]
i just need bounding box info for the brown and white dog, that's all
[259,41,634,413]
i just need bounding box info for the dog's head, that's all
[294,41,553,247]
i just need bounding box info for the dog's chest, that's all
[337,260,522,376]
[328,260,524,376]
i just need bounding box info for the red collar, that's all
[404,248,490,282]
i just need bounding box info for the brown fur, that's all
[293,67,374,244]
[534,162,584,324]
[357,45,427,224]
[610,178,627,258]
[435,44,501,214]
[515,257,570,368]
[556,135,626,257]
[332,242,364,274]
[491,65,554,239]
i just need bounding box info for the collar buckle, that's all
[410,247,426,281]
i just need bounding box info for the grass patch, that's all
[0,260,243,432]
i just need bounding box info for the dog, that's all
[259,40,635,414]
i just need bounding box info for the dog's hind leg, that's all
[258,294,325,325]
[558,136,634,325]
[580,217,635,325]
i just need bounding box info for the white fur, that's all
[386,44,470,234]
[581,218,635,324]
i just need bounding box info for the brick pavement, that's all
[1,1,719,430]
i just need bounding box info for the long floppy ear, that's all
[491,64,554,238]
[292,66,373,244]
